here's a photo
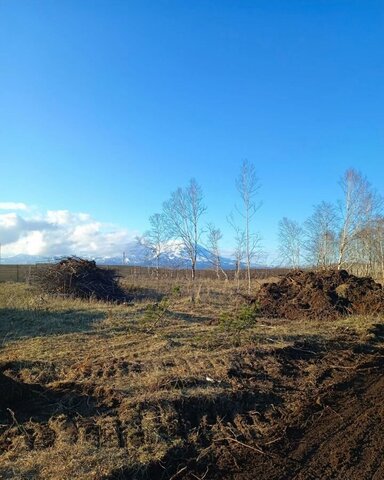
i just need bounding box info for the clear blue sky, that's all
[1,1,383,258]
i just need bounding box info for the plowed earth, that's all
[1,326,384,479]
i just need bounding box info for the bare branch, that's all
[162,178,206,282]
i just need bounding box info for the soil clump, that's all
[257,269,384,320]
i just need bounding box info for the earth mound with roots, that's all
[257,269,384,320]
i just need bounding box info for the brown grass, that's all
[0,278,383,479]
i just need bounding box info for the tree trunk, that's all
[191,261,196,281]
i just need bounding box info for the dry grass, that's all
[0,278,383,479]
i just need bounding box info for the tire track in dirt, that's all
[234,356,384,480]
[1,333,384,480]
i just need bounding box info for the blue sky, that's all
[1,1,383,260]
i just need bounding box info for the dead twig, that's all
[7,408,30,439]
[169,466,187,479]
[216,436,265,454]
[191,466,209,480]
[264,435,283,446]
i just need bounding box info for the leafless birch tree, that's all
[227,212,246,291]
[337,169,382,271]
[278,217,303,268]
[205,223,228,280]
[235,160,262,293]
[140,213,170,277]
[371,217,384,279]
[162,178,206,282]
[304,201,338,269]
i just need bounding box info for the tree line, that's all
[138,160,261,294]
[139,165,384,294]
[278,168,384,278]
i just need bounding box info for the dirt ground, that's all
[231,337,384,480]
[1,280,384,479]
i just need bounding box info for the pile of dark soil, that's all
[257,269,384,320]
[0,371,25,408]
[32,256,128,302]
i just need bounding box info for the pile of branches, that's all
[32,257,128,302]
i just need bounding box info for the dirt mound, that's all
[257,269,384,320]
[32,256,129,302]
[0,371,26,408]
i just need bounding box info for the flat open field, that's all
[1,277,384,479]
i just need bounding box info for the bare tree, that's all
[371,216,384,279]
[140,213,170,277]
[205,223,228,280]
[235,160,262,293]
[278,217,304,268]
[162,178,206,282]
[351,212,384,277]
[337,169,382,271]
[227,212,246,290]
[304,201,338,269]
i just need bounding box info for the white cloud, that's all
[0,213,54,245]
[0,205,138,258]
[10,231,47,256]
[0,202,28,210]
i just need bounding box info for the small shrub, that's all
[171,285,181,296]
[219,304,259,335]
[143,297,170,329]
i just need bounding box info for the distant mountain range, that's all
[1,241,237,269]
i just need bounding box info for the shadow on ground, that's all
[0,307,106,342]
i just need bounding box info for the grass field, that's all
[1,277,383,479]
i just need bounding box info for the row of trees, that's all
[139,160,262,294]
[139,166,383,293]
[278,169,384,278]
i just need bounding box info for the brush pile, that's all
[257,269,384,320]
[32,257,128,302]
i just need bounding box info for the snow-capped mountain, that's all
[1,241,236,269]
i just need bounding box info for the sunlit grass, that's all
[1,280,383,479]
